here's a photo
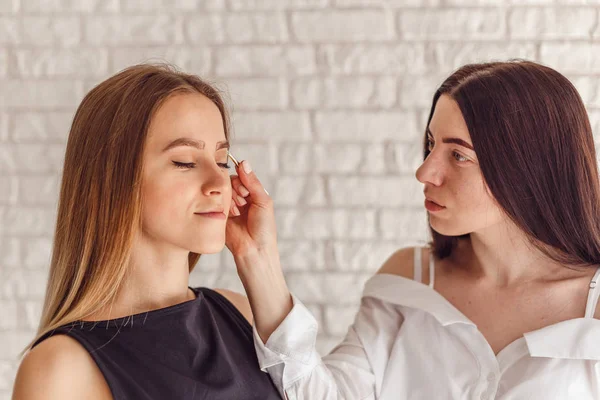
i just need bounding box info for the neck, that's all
[85,235,194,321]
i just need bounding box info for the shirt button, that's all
[487,372,497,383]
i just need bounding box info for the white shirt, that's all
[254,247,600,400]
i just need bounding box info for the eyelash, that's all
[426,138,469,163]
[172,161,231,170]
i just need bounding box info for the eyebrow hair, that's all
[162,137,230,152]
[426,127,474,151]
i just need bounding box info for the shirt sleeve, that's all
[253,293,383,400]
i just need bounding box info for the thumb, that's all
[237,160,271,204]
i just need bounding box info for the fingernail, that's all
[232,205,240,216]
[239,185,250,197]
[236,195,247,206]
[242,160,252,174]
[264,188,269,196]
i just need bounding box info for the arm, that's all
[13,335,112,400]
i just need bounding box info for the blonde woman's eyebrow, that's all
[162,138,230,152]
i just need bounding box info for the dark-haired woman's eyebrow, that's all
[427,127,474,151]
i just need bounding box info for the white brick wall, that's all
[1,1,599,397]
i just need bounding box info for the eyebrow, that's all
[426,127,474,151]
[162,137,230,152]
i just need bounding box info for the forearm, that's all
[235,249,293,343]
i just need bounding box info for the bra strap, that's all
[413,247,422,283]
[584,267,600,318]
[429,250,435,289]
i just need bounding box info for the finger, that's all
[233,193,247,207]
[229,201,240,217]
[230,175,250,198]
[236,160,270,205]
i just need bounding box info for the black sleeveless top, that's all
[33,287,281,400]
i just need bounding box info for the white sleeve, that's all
[254,293,400,400]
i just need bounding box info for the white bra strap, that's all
[429,251,435,289]
[584,267,600,319]
[413,247,422,283]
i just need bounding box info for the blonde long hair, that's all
[24,64,231,354]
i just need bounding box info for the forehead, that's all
[146,92,226,148]
[429,94,470,138]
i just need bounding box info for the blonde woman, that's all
[12,65,281,399]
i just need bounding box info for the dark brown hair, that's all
[427,60,600,269]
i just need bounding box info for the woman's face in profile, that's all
[416,94,504,236]
[140,92,233,254]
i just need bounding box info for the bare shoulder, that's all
[376,247,418,278]
[214,288,253,324]
[13,334,112,400]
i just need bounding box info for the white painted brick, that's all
[329,177,423,207]
[399,75,446,109]
[232,112,312,141]
[0,238,20,269]
[224,13,288,44]
[334,0,440,6]
[0,207,56,235]
[0,0,19,12]
[540,43,600,73]
[322,44,429,75]
[286,272,369,305]
[0,145,64,173]
[22,17,80,47]
[399,9,506,40]
[0,81,82,108]
[278,240,326,270]
[0,17,19,44]
[390,141,425,174]
[23,237,53,269]
[292,11,395,42]
[273,176,327,206]
[446,0,503,3]
[292,77,397,109]
[0,176,17,205]
[589,112,600,141]
[570,76,600,109]
[315,112,418,142]
[14,49,108,78]
[230,143,277,176]
[215,46,316,77]
[111,47,211,76]
[229,0,328,10]
[193,252,222,271]
[0,331,34,359]
[0,301,17,330]
[12,112,73,143]
[331,241,401,271]
[277,209,377,239]
[22,0,119,12]
[380,209,429,240]
[324,305,357,336]
[509,8,596,39]
[85,16,183,45]
[0,361,18,392]
[0,49,6,78]
[1,269,49,299]
[223,78,287,110]
[437,42,538,71]
[122,0,222,10]
[23,301,42,331]
[0,113,7,142]
[185,15,224,44]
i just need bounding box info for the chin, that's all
[191,240,226,254]
[429,219,470,237]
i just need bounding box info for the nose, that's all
[201,162,229,196]
[415,151,444,187]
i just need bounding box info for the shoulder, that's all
[13,334,112,399]
[213,288,253,324]
[377,247,418,278]
[376,246,433,283]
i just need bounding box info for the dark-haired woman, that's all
[224,60,600,399]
